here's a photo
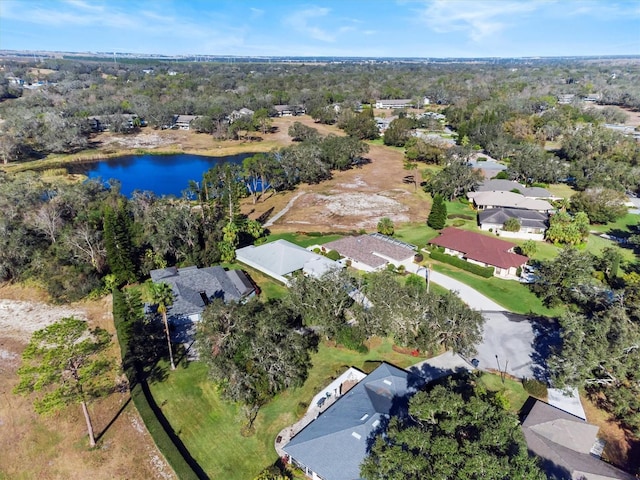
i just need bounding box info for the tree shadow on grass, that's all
[95,396,132,443]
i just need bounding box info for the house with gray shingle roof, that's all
[149,265,254,323]
[476,179,554,200]
[283,363,421,480]
[522,399,635,480]
[478,207,549,240]
[322,233,416,273]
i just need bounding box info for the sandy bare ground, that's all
[0,285,175,480]
[243,140,429,232]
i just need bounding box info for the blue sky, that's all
[1,0,639,58]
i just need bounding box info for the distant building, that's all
[374,98,414,109]
[172,114,200,130]
[272,104,305,117]
[228,107,254,123]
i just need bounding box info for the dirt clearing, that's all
[0,285,174,480]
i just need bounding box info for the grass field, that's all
[429,262,562,317]
[149,339,419,480]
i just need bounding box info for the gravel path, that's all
[263,190,306,227]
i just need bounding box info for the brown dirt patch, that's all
[0,285,175,480]
[242,136,430,233]
[582,393,640,475]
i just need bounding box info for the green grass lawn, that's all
[429,262,562,317]
[589,213,639,235]
[265,231,345,248]
[150,339,419,480]
[477,372,531,414]
[394,222,438,248]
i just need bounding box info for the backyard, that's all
[148,338,419,480]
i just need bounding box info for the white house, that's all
[235,240,340,285]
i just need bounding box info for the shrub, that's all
[429,251,494,278]
[447,214,474,220]
[503,217,521,232]
[522,378,548,398]
[336,326,368,353]
[377,217,395,235]
[452,219,466,227]
[495,171,509,180]
[295,401,309,417]
[520,240,537,257]
[325,249,341,261]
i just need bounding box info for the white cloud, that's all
[250,7,265,18]
[415,0,546,41]
[284,6,336,42]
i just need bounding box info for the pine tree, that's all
[427,194,447,230]
[103,202,137,286]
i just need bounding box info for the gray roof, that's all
[236,239,336,277]
[478,208,549,230]
[468,191,554,212]
[522,400,635,480]
[149,266,249,319]
[283,363,420,480]
[323,234,415,269]
[477,180,552,198]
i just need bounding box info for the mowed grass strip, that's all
[429,262,562,317]
[149,339,418,480]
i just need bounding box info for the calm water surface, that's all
[69,153,255,197]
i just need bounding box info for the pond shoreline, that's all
[1,141,276,174]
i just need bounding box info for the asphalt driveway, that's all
[430,272,559,380]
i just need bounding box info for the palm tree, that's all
[150,282,176,370]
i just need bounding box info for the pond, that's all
[68,153,256,197]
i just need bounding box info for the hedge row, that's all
[429,251,495,278]
[446,213,475,221]
[113,290,204,480]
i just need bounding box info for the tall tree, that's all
[197,298,317,432]
[427,194,447,230]
[149,282,176,370]
[361,373,545,480]
[15,317,113,448]
[103,201,137,286]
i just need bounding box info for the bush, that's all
[495,171,509,180]
[325,249,341,261]
[447,214,474,220]
[522,378,548,398]
[429,251,494,278]
[452,219,466,227]
[295,401,309,417]
[336,326,368,353]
